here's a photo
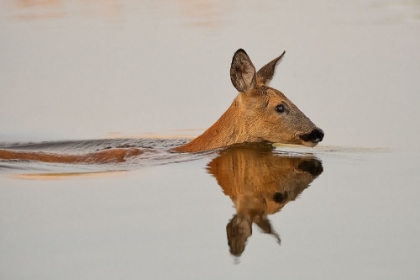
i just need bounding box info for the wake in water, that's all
[0,138,386,177]
[0,138,212,175]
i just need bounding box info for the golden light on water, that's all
[10,170,126,180]
[10,0,123,20]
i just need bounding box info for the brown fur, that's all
[173,49,322,153]
[0,148,141,164]
[207,143,323,256]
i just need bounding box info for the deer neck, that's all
[173,97,255,153]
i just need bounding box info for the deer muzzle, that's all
[299,128,324,145]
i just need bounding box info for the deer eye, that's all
[275,104,285,113]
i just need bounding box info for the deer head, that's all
[229,49,324,146]
[174,49,324,153]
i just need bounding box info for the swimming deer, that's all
[0,49,323,163]
[173,49,324,152]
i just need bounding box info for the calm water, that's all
[1,0,420,279]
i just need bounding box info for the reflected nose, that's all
[298,159,323,176]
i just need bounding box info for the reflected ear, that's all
[230,49,257,93]
[254,216,281,244]
[256,51,285,85]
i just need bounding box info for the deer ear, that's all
[256,51,285,85]
[230,49,257,93]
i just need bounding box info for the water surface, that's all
[1,0,420,279]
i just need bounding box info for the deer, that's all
[173,49,324,152]
[0,49,323,163]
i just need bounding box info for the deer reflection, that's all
[206,143,323,257]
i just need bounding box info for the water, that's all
[1,0,420,279]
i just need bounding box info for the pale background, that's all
[1,0,419,150]
[1,1,420,280]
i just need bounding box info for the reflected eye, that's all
[275,104,285,113]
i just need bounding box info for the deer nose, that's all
[300,128,324,143]
[311,128,324,143]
